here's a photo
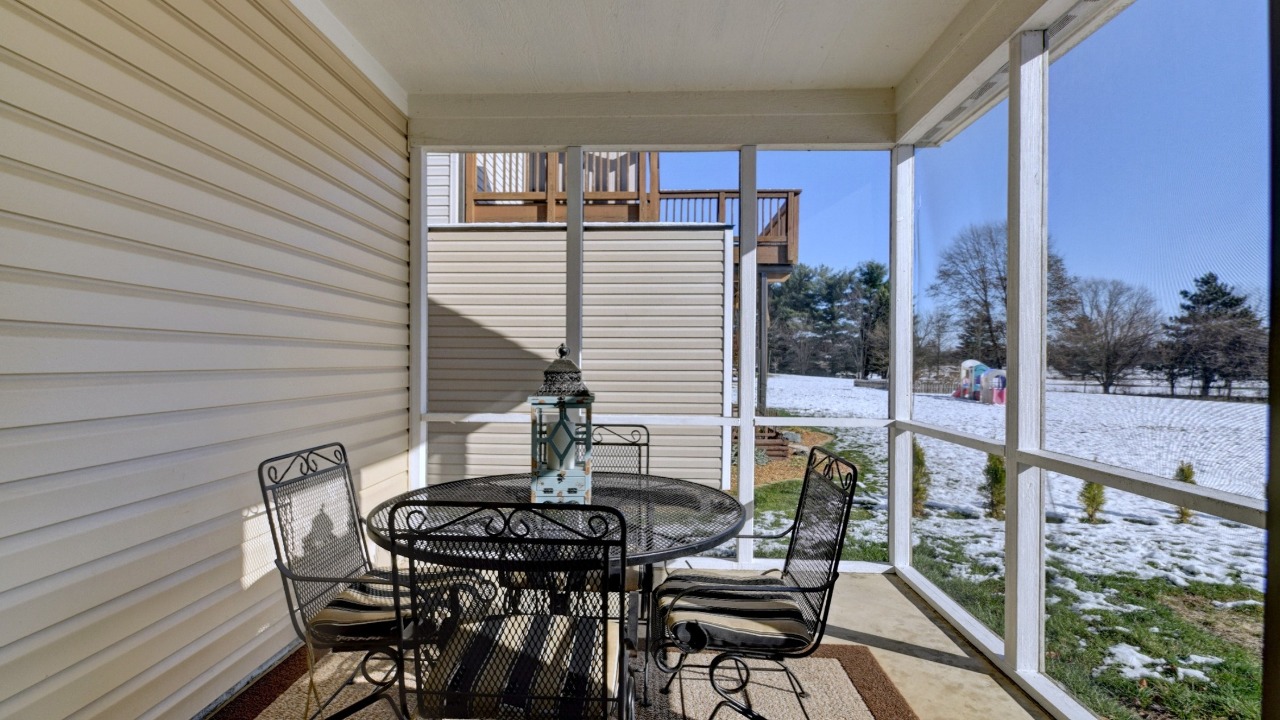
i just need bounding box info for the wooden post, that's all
[545,152,558,221]
[888,145,914,567]
[1006,30,1048,675]
[786,191,799,265]
[463,153,476,223]
[757,273,769,412]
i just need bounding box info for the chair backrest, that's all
[258,442,371,639]
[587,424,649,474]
[781,446,859,644]
[389,501,627,719]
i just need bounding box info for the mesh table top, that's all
[366,472,745,566]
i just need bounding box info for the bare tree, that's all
[1050,278,1162,393]
[928,222,1075,367]
[913,307,953,380]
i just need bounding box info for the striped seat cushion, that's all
[654,569,812,652]
[308,571,406,645]
[419,614,620,719]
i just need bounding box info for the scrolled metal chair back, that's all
[389,501,629,719]
[258,443,370,632]
[583,424,650,474]
[782,446,859,639]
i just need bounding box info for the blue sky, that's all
[661,0,1270,317]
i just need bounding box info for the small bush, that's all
[1079,481,1106,523]
[981,453,1006,520]
[1174,461,1196,523]
[912,438,931,517]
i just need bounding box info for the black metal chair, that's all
[650,446,859,720]
[588,424,650,474]
[389,501,634,719]
[258,442,406,720]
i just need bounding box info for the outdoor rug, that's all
[218,644,918,720]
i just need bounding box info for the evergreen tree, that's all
[981,453,1006,520]
[1158,273,1267,397]
[1173,461,1196,523]
[1079,481,1106,523]
[912,438,931,517]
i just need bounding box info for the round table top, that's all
[365,472,745,566]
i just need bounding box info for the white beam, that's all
[888,145,915,568]
[737,146,758,566]
[566,147,584,363]
[409,90,894,149]
[1006,30,1049,675]
[1023,449,1267,528]
[407,147,428,489]
[896,419,1007,457]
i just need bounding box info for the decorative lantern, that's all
[529,344,594,504]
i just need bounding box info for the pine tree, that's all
[1174,461,1196,523]
[981,453,1006,520]
[912,438,931,517]
[1160,273,1267,397]
[1079,481,1106,523]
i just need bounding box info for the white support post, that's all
[757,273,769,412]
[722,228,736,491]
[888,145,915,567]
[566,147,584,364]
[408,147,429,490]
[737,146,759,566]
[1006,30,1048,674]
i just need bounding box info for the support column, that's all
[408,147,429,489]
[757,273,769,412]
[888,145,915,567]
[566,147,584,364]
[737,147,758,566]
[1006,30,1048,674]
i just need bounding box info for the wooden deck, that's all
[463,152,799,270]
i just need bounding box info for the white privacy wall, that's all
[426,226,726,484]
[0,1,411,717]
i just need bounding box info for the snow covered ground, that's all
[763,374,1268,592]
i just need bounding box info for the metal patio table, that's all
[365,471,746,567]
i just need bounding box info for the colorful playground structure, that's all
[954,360,1006,405]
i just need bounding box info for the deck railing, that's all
[463,152,799,266]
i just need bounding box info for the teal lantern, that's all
[529,344,594,504]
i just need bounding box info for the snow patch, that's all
[1093,644,1166,680]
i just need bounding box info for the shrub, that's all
[981,453,1006,520]
[912,438,931,517]
[1079,481,1106,523]
[1174,461,1196,523]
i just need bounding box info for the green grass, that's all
[1044,567,1263,720]
[912,535,1006,637]
[753,476,889,563]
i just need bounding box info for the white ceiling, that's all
[316,0,971,96]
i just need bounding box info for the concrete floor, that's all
[824,573,1052,720]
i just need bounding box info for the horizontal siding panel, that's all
[0,393,405,486]
[0,2,410,714]
[249,0,405,134]
[0,368,405,429]
[1,55,406,240]
[0,171,405,301]
[0,420,409,541]
[0,322,405,374]
[155,0,406,156]
[0,268,405,344]
[0,108,407,277]
[19,1,408,191]
[0,216,404,321]
[1,1,408,212]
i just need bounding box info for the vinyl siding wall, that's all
[427,226,725,485]
[0,1,410,718]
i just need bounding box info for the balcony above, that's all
[463,152,799,277]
